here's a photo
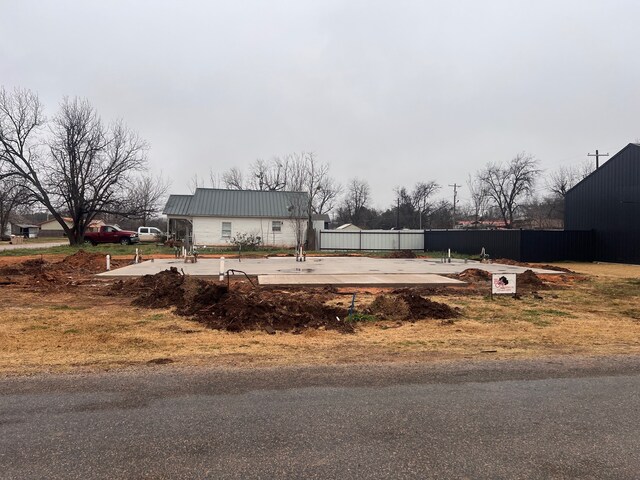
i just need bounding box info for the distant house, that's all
[6,215,39,238]
[163,188,310,247]
[336,223,362,231]
[311,214,331,232]
[38,217,106,237]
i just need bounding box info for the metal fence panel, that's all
[320,230,425,251]
[425,230,522,259]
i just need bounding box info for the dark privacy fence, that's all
[424,229,595,262]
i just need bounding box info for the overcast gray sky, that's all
[2,0,638,209]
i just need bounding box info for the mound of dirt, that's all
[492,258,574,273]
[530,264,574,273]
[368,295,411,320]
[0,250,122,278]
[56,250,123,274]
[195,289,350,333]
[396,291,460,319]
[117,268,352,333]
[385,250,417,259]
[457,268,491,282]
[0,258,47,276]
[368,291,459,320]
[517,269,547,289]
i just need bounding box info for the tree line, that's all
[210,151,593,230]
[1,86,598,246]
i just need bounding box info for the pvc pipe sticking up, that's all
[219,257,225,282]
[106,255,111,271]
[135,248,139,264]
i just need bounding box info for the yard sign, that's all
[491,273,517,295]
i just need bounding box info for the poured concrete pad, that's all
[258,273,465,287]
[98,256,561,279]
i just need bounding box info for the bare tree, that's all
[477,153,540,228]
[412,181,440,228]
[314,175,341,215]
[188,173,204,193]
[130,173,171,225]
[285,192,310,251]
[208,168,222,188]
[339,178,370,226]
[0,177,29,238]
[0,89,148,245]
[466,174,490,225]
[248,158,289,191]
[222,167,245,190]
[547,161,592,198]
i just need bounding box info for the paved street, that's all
[2,357,639,479]
[0,241,67,251]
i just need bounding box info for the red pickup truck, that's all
[84,225,140,245]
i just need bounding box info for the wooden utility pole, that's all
[448,183,461,226]
[588,149,609,169]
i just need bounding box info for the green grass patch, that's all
[521,309,552,327]
[49,305,88,311]
[145,313,166,321]
[63,328,80,334]
[346,313,377,323]
[594,279,640,299]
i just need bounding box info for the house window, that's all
[272,221,282,233]
[221,222,232,239]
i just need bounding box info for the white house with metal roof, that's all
[163,188,310,248]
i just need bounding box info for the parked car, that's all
[137,226,164,243]
[84,225,140,245]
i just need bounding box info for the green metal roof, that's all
[162,194,193,216]
[163,189,309,218]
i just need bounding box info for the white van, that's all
[137,226,164,242]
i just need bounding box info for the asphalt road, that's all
[2,357,640,479]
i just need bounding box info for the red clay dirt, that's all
[385,250,418,259]
[492,258,574,273]
[0,250,127,288]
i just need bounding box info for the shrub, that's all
[229,232,262,251]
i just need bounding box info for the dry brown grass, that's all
[1,261,639,375]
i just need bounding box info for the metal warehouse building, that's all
[565,143,640,264]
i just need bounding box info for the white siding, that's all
[192,216,307,247]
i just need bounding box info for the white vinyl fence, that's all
[319,229,424,251]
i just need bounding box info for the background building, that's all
[565,143,640,264]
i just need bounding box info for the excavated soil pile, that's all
[368,291,459,321]
[56,250,123,274]
[118,267,352,333]
[386,250,417,259]
[457,268,491,282]
[397,291,460,319]
[0,250,126,287]
[517,269,547,289]
[0,258,48,277]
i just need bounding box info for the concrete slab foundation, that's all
[98,256,560,286]
[257,273,465,287]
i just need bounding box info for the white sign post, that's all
[491,273,517,299]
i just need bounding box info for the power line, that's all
[588,149,609,169]
[448,183,461,225]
